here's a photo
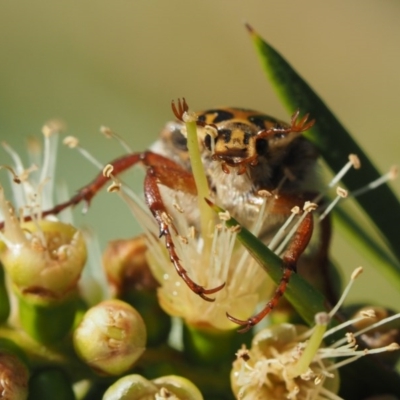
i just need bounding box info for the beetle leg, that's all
[19,151,196,226]
[171,98,211,129]
[226,211,313,333]
[289,110,315,133]
[143,165,225,301]
[298,207,337,305]
[256,111,315,141]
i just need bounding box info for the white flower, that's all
[1,120,64,216]
[0,121,88,299]
[117,183,272,331]
[231,267,400,400]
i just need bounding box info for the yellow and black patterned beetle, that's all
[36,99,327,331]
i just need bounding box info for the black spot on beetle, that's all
[248,115,280,131]
[243,132,252,145]
[218,129,232,143]
[204,134,212,150]
[201,109,234,124]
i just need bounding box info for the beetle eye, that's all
[204,134,212,150]
[171,129,188,150]
[256,138,268,155]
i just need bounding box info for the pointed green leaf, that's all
[247,25,400,268]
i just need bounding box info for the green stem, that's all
[291,318,327,377]
[185,118,214,251]
[0,265,10,323]
[18,291,80,344]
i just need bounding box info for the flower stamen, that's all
[268,206,300,252]
[0,165,21,184]
[313,154,360,203]
[100,125,133,153]
[319,187,348,221]
[328,266,363,319]
[63,136,104,170]
[351,165,398,198]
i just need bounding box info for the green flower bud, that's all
[73,299,146,375]
[0,201,87,300]
[0,195,87,342]
[152,376,203,400]
[103,236,158,296]
[103,236,171,346]
[103,374,203,400]
[102,374,158,400]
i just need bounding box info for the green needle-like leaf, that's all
[0,266,10,323]
[246,24,400,269]
[207,200,326,325]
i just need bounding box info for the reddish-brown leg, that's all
[227,210,313,333]
[302,210,336,305]
[257,110,315,140]
[1,151,194,227]
[0,151,170,226]
[143,165,225,301]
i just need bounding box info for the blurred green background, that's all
[1,1,399,307]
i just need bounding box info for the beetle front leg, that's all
[227,212,313,332]
[30,151,195,222]
[256,110,315,141]
[143,165,225,301]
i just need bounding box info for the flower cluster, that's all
[0,114,398,400]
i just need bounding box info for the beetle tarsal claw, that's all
[190,281,226,302]
[226,312,253,333]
